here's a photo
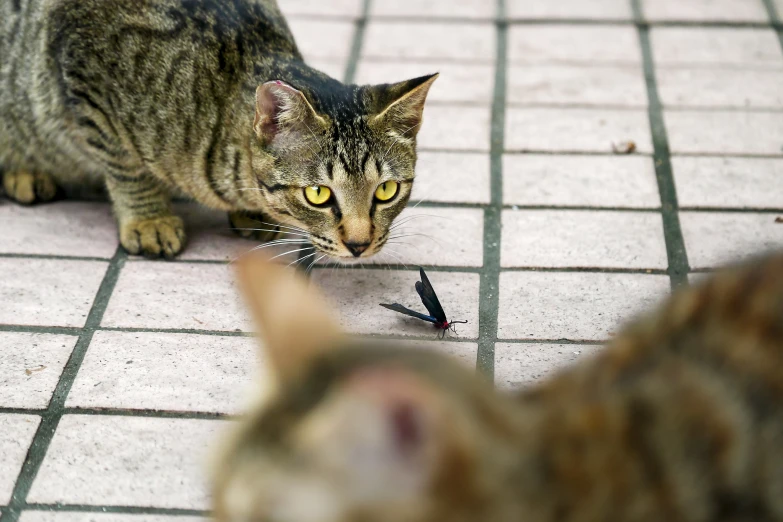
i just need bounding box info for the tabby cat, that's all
[0,0,437,259]
[213,253,783,522]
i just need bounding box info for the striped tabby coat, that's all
[0,0,436,258]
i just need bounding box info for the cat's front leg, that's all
[105,172,186,259]
[2,170,61,205]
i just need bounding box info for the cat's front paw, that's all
[228,211,284,242]
[2,170,60,205]
[119,215,186,259]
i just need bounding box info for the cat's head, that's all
[213,257,519,522]
[246,73,438,261]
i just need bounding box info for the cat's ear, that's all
[235,255,344,386]
[254,81,327,151]
[369,73,439,139]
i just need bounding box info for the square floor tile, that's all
[657,68,783,109]
[507,0,632,19]
[355,61,494,104]
[651,28,783,67]
[501,210,667,269]
[0,414,40,505]
[28,415,225,509]
[287,19,355,60]
[503,154,660,208]
[642,0,769,22]
[175,205,302,263]
[507,65,647,107]
[418,105,491,151]
[101,261,251,331]
[363,22,496,62]
[0,259,108,328]
[680,212,783,270]
[369,207,484,267]
[19,512,206,522]
[0,202,117,258]
[67,331,261,415]
[665,111,783,156]
[673,157,783,209]
[278,0,363,18]
[497,272,670,340]
[312,270,480,338]
[508,26,641,65]
[505,108,653,153]
[412,152,491,204]
[371,0,495,18]
[0,333,77,409]
[494,343,603,390]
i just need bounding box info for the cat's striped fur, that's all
[214,252,783,522]
[0,0,436,258]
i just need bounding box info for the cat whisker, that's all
[388,233,445,248]
[230,240,311,264]
[230,228,310,238]
[380,247,409,269]
[405,182,443,210]
[267,246,318,262]
[388,214,448,231]
[306,254,328,273]
[252,220,310,235]
[288,250,317,268]
[248,239,310,249]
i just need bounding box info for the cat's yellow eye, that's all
[304,186,332,206]
[375,181,399,202]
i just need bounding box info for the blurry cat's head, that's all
[245,73,438,261]
[213,256,517,522]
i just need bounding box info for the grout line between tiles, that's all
[0,408,231,421]
[762,0,783,52]
[23,505,208,517]
[633,0,690,290]
[0,200,777,269]
[474,0,507,381]
[0,253,110,262]
[289,13,783,28]
[0,325,82,335]
[502,149,655,157]
[0,247,127,522]
[343,0,372,85]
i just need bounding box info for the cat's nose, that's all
[343,241,371,257]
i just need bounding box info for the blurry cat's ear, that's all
[369,73,439,139]
[254,81,327,151]
[235,255,344,386]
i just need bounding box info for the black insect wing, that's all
[415,267,448,324]
[378,303,438,324]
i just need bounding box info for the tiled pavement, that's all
[2,0,783,519]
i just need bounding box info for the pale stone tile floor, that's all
[1,0,783,519]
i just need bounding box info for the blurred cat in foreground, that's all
[214,252,783,522]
